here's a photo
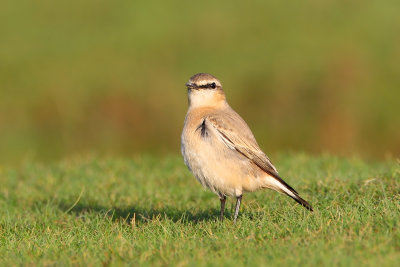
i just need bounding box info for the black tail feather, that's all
[273,174,313,211]
[290,193,313,211]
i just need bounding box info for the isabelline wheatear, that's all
[181,73,313,223]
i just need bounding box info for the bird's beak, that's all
[186,82,197,89]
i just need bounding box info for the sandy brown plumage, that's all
[181,73,313,222]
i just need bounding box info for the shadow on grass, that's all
[56,202,228,224]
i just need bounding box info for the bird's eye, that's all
[210,82,216,89]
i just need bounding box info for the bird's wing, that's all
[207,111,280,178]
[207,110,314,210]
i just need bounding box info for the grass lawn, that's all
[0,153,399,266]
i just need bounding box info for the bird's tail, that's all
[266,175,313,211]
[287,191,313,211]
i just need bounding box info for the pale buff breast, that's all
[181,108,268,197]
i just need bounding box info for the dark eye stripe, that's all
[198,82,217,89]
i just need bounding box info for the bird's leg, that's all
[233,195,243,223]
[219,195,226,221]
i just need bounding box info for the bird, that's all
[181,73,313,223]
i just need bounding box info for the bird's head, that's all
[185,73,226,108]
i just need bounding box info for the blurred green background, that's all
[1,0,399,163]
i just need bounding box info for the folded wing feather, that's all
[207,114,299,195]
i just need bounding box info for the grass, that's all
[0,153,399,266]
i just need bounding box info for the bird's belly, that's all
[181,131,258,197]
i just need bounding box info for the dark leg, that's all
[219,196,226,221]
[233,195,243,223]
